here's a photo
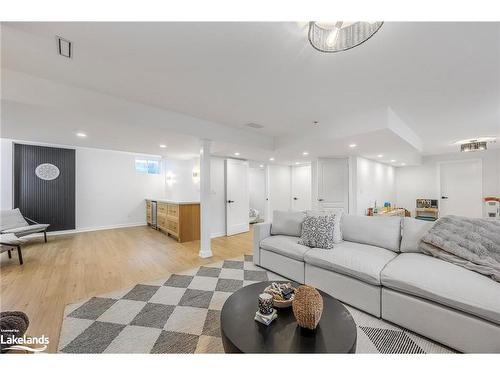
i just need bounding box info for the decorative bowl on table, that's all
[264,282,297,308]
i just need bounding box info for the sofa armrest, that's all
[253,222,272,266]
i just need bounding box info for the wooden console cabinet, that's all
[146,200,200,243]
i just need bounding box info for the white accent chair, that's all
[0,233,27,265]
[1,208,50,242]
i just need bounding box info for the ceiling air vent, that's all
[244,123,264,129]
[57,36,72,58]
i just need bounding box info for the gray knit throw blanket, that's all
[419,215,500,282]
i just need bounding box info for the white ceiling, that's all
[1,22,499,165]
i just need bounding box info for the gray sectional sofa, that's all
[253,213,500,353]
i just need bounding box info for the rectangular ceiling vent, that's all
[57,36,72,58]
[244,123,264,129]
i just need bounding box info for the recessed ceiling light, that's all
[295,162,300,165]
[160,144,167,148]
[234,152,240,156]
[76,132,87,138]
[401,163,406,166]
[259,164,264,168]
[349,144,357,148]
[377,154,383,158]
[302,151,309,156]
[269,157,275,161]
[390,159,396,163]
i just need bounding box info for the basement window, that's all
[135,158,161,175]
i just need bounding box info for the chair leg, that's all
[8,250,12,258]
[17,246,23,265]
[44,231,47,243]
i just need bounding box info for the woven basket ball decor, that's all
[292,285,323,330]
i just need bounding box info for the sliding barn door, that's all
[14,143,76,231]
[225,159,250,236]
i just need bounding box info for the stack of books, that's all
[254,308,277,326]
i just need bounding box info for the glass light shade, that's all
[308,21,383,53]
[460,141,487,152]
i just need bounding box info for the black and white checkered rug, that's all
[58,255,453,354]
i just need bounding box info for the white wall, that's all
[396,149,500,217]
[0,139,13,210]
[0,138,165,231]
[354,157,396,215]
[268,165,291,218]
[76,148,165,230]
[249,166,266,217]
[164,158,200,202]
[162,156,227,237]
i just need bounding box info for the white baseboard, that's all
[23,224,230,240]
[24,222,147,238]
[210,231,226,239]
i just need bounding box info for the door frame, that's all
[312,157,350,213]
[291,163,312,211]
[437,158,483,217]
[224,158,250,236]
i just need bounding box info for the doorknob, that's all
[441,196,449,200]
[293,197,298,200]
[227,200,235,203]
[318,198,324,202]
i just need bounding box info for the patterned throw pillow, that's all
[298,215,336,249]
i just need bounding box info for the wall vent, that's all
[244,123,264,129]
[57,36,72,58]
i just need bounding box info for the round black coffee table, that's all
[220,281,357,353]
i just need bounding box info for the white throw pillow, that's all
[306,210,343,244]
[271,210,306,237]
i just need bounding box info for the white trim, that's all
[23,222,147,238]
[210,231,226,239]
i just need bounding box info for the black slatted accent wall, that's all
[14,144,76,231]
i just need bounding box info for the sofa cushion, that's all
[271,210,305,237]
[304,241,397,285]
[2,224,49,236]
[381,253,500,325]
[0,209,29,231]
[306,210,343,243]
[341,215,402,252]
[298,215,335,249]
[260,235,310,261]
[400,218,434,253]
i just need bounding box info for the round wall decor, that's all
[35,163,60,181]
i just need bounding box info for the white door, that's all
[317,158,349,212]
[292,165,312,211]
[225,159,250,235]
[439,159,483,218]
[249,166,267,221]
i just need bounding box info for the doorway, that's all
[439,159,483,218]
[225,158,250,235]
[249,165,267,223]
[291,164,312,211]
[316,158,349,212]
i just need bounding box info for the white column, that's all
[199,139,213,258]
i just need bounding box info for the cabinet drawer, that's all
[167,204,179,217]
[167,220,178,233]
[158,215,167,230]
[157,203,168,213]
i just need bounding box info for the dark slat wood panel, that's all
[14,144,75,231]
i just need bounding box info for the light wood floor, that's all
[0,225,252,353]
